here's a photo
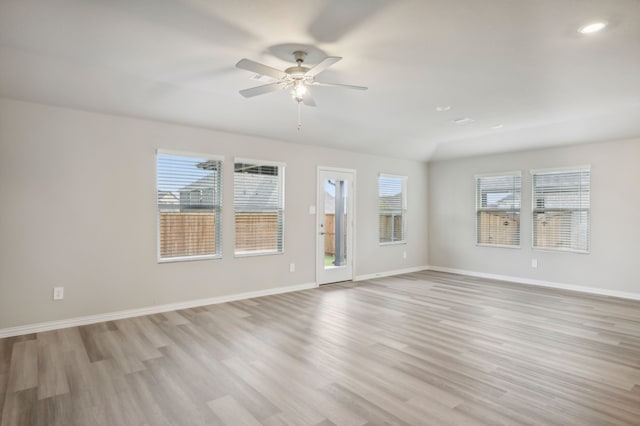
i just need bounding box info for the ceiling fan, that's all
[235,51,367,107]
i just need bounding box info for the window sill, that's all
[532,247,590,254]
[379,241,407,246]
[234,250,284,258]
[476,243,521,249]
[158,254,221,263]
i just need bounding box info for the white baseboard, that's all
[8,264,635,338]
[0,282,318,338]
[355,265,430,282]
[427,266,640,301]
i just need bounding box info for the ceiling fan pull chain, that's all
[297,101,303,131]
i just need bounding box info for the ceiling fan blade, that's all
[239,82,283,98]
[303,92,317,107]
[305,57,342,77]
[236,59,285,80]
[313,81,368,91]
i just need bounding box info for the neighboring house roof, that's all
[179,173,217,192]
[158,191,179,208]
[176,174,218,210]
[176,172,281,211]
[234,173,280,211]
[157,191,179,203]
[492,193,519,209]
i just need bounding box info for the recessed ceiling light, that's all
[452,117,475,125]
[578,21,607,34]
[490,124,504,130]
[435,106,451,112]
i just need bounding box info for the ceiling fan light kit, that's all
[236,50,367,129]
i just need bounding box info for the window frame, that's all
[378,173,408,245]
[233,157,286,257]
[531,166,591,254]
[156,149,223,263]
[475,171,522,249]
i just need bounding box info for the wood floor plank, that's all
[62,348,100,411]
[77,324,110,363]
[1,270,639,425]
[123,369,177,426]
[0,373,6,420]
[249,359,367,426]
[223,356,327,425]
[207,395,262,426]
[35,393,73,426]
[6,340,38,393]
[36,333,70,400]
[1,388,37,426]
[141,355,219,425]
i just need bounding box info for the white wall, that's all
[0,98,429,329]
[428,138,640,295]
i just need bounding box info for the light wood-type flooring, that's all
[1,270,640,425]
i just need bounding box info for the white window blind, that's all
[156,151,222,262]
[378,174,407,244]
[476,172,521,247]
[234,160,285,256]
[532,167,590,253]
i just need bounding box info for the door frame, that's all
[316,166,357,285]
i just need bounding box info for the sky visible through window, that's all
[157,153,212,193]
[378,176,402,197]
[486,192,510,207]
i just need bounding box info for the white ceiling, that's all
[1,0,639,161]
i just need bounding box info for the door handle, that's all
[319,232,326,235]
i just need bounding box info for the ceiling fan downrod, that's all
[293,50,306,65]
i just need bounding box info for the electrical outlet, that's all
[289,263,295,272]
[531,259,538,268]
[53,287,64,300]
[403,251,407,259]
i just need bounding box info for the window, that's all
[532,167,590,253]
[156,151,222,262]
[476,172,521,247]
[378,174,407,244]
[234,159,285,256]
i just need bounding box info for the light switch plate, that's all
[53,287,64,300]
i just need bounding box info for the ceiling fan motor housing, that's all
[287,51,311,79]
[285,66,310,78]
